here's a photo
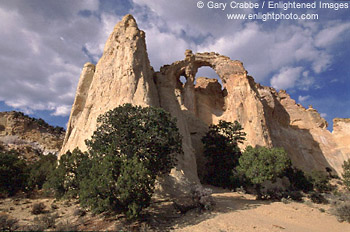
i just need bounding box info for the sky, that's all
[0,0,349,130]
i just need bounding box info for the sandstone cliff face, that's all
[60,15,200,196]
[0,111,64,160]
[61,14,350,193]
[156,50,349,176]
[61,14,159,154]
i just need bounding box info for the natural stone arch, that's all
[157,50,247,124]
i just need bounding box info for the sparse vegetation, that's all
[28,153,57,190]
[0,149,28,197]
[11,111,65,134]
[307,170,333,193]
[342,159,350,191]
[0,214,19,231]
[33,213,58,229]
[309,192,328,204]
[285,167,313,193]
[44,148,91,198]
[237,146,292,199]
[73,208,86,217]
[31,202,46,215]
[202,120,246,188]
[79,104,182,219]
[332,202,350,223]
[45,104,182,219]
[55,220,78,231]
[191,185,215,210]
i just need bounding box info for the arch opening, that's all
[194,66,222,89]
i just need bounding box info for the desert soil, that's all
[1,186,350,231]
[173,186,350,232]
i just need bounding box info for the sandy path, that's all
[173,189,350,232]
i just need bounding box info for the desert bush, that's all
[51,203,59,210]
[309,192,328,204]
[73,208,86,217]
[202,120,246,188]
[285,167,313,193]
[21,223,46,231]
[260,177,291,200]
[33,213,58,229]
[0,149,28,197]
[44,148,91,198]
[55,220,78,231]
[0,214,19,231]
[191,185,215,210]
[332,202,350,223]
[79,104,182,219]
[237,146,292,199]
[31,203,46,215]
[307,170,333,193]
[342,159,350,191]
[28,153,57,190]
[287,191,304,202]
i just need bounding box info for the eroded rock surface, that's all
[61,15,349,195]
[60,15,200,197]
[0,111,65,160]
[61,14,159,154]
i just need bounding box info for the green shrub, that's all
[85,104,180,175]
[287,191,304,202]
[201,120,246,188]
[342,159,350,191]
[28,153,57,190]
[307,170,333,193]
[44,148,90,198]
[0,149,28,197]
[309,192,328,204]
[237,146,292,198]
[285,167,313,193]
[79,104,182,219]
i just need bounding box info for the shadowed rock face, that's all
[61,14,349,196]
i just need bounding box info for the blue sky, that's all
[0,0,349,130]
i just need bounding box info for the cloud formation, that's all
[0,0,348,125]
[0,0,121,116]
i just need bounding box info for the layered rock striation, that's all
[61,14,350,195]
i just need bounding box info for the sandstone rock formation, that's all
[62,14,159,154]
[60,14,199,196]
[0,111,65,161]
[61,14,350,195]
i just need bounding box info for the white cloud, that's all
[271,67,303,90]
[298,95,310,103]
[131,0,250,38]
[141,25,194,70]
[52,105,71,116]
[297,71,315,91]
[0,0,349,122]
[315,22,350,48]
[0,0,105,116]
[195,20,345,82]
[320,113,327,118]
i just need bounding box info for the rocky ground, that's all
[1,186,350,231]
